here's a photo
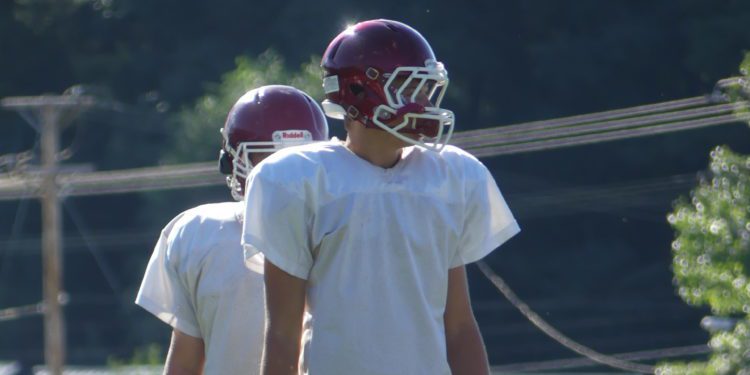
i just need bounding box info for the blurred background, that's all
[1,0,750,373]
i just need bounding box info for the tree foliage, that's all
[162,50,322,163]
[657,146,750,374]
[137,50,322,234]
[657,53,750,374]
[669,146,750,311]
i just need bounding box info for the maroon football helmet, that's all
[321,19,454,151]
[220,85,328,200]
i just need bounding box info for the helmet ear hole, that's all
[349,84,365,99]
[219,149,233,175]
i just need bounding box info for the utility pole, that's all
[1,94,96,375]
[40,105,64,375]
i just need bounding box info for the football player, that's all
[242,20,520,374]
[136,85,328,374]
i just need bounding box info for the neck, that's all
[344,123,407,169]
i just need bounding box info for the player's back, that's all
[138,202,265,374]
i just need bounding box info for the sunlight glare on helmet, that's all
[343,22,357,36]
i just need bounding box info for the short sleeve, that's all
[135,221,201,338]
[242,171,313,280]
[452,166,520,268]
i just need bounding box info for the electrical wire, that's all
[490,344,708,373]
[470,112,749,158]
[457,102,740,150]
[57,162,223,197]
[0,302,44,322]
[452,96,712,141]
[0,168,694,254]
[0,96,747,199]
[477,260,656,374]
[62,200,122,294]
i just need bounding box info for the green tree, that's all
[657,146,750,374]
[657,53,750,375]
[162,50,322,163]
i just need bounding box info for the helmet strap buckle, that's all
[347,105,360,119]
[366,67,379,80]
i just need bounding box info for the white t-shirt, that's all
[136,202,265,375]
[242,140,519,375]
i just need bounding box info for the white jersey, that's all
[242,140,520,375]
[136,202,265,375]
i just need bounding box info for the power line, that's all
[62,200,122,294]
[453,96,712,141]
[490,344,708,373]
[0,90,745,200]
[59,162,223,196]
[470,112,749,158]
[0,172,702,255]
[455,102,739,149]
[0,162,222,200]
[0,302,44,322]
[477,260,655,374]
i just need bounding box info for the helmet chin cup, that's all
[373,104,455,151]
